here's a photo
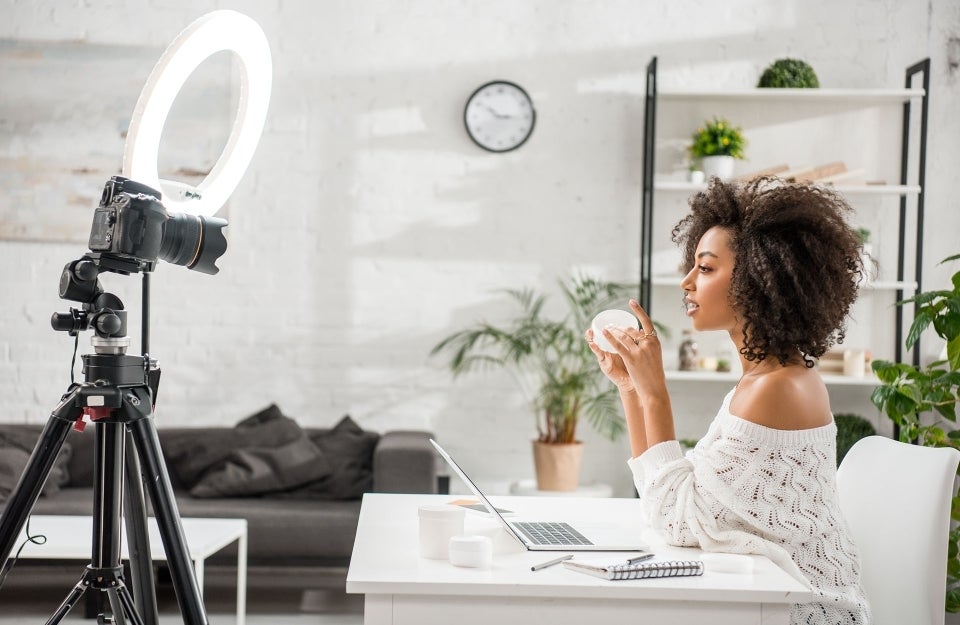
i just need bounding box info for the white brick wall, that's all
[1,0,957,496]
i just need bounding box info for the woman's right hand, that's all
[585,328,635,393]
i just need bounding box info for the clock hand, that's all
[483,105,512,120]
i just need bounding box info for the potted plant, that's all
[870,254,960,611]
[833,413,877,465]
[757,58,820,88]
[688,117,747,181]
[857,227,878,282]
[430,274,636,491]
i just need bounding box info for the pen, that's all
[530,554,573,571]
[627,553,655,564]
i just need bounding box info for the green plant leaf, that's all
[935,311,960,342]
[950,334,960,372]
[907,310,935,350]
[913,290,948,306]
[871,359,904,385]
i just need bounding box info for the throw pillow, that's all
[0,434,72,500]
[162,404,303,488]
[284,415,379,500]
[189,432,333,498]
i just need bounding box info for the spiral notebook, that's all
[563,558,704,581]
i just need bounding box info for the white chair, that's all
[836,435,960,625]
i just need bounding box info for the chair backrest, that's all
[836,435,960,625]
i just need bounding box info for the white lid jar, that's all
[418,505,465,559]
[448,534,493,569]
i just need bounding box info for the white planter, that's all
[700,155,735,181]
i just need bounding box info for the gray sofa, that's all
[0,407,437,588]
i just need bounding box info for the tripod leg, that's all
[114,583,147,625]
[128,416,208,625]
[0,392,79,567]
[107,588,127,625]
[123,430,159,625]
[43,577,87,625]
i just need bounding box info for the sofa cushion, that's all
[0,430,72,499]
[282,415,379,500]
[189,431,332,498]
[161,404,303,489]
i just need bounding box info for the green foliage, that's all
[870,254,960,611]
[688,117,747,160]
[757,58,820,88]
[834,413,876,466]
[431,275,638,444]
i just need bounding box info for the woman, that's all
[587,178,871,624]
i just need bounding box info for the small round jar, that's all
[418,505,465,559]
[448,535,493,569]
[590,309,640,353]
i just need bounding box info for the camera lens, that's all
[157,212,228,275]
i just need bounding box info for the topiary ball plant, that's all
[834,413,877,466]
[757,58,820,88]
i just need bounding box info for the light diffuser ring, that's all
[122,10,272,216]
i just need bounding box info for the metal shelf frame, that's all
[639,57,930,380]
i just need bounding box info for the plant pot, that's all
[700,155,735,181]
[532,440,583,491]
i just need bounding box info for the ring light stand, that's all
[0,10,271,625]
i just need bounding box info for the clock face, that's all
[464,81,535,153]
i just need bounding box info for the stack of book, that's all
[736,162,878,186]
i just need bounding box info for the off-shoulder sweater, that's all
[628,389,871,625]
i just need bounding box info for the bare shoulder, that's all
[730,365,832,430]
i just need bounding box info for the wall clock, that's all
[463,80,535,153]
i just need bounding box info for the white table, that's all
[346,493,812,625]
[14,515,247,625]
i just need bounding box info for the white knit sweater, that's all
[628,389,871,625]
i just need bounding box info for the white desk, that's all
[346,493,811,625]
[14,515,247,625]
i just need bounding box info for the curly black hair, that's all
[671,177,865,367]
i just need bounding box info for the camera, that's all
[88,176,228,275]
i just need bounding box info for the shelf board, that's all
[654,180,922,196]
[651,276,916,292]
[657,88,924,103]
[665,370,880,387]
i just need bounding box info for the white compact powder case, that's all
[590,309,640,353]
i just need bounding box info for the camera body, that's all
[86,176,227,275]
[88,179,167,267]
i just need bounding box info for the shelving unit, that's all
[639,56,930,386]
[664,370,882,387]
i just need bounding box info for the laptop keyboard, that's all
[513,521,593,546]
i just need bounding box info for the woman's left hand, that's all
[601,299,668,401]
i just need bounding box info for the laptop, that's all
[429,439,647,552]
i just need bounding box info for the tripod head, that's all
[52,254,131,356]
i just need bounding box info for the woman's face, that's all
[679,226,737,332]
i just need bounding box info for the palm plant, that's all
[431,274,638,444]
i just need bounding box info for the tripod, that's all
[0,257,209,624]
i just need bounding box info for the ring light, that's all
[123,10,272,217]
